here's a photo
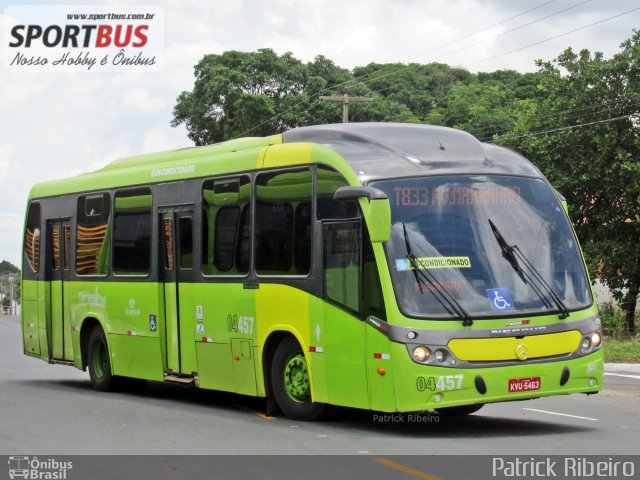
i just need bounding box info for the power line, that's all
[467,6,640,67]
[484,113,635,142]
[231,1,563,139]
[464,98,640,139]
[309,6,640,130]
[344,0,591,90]
[232,4,639,140]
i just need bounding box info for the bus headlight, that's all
[434,349,447,363]
[591,332,601,347]
[412,346,430,362]
[581,337,591,351]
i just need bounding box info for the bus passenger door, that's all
[47,219,72,361]
[160,208,194,375]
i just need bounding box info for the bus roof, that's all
[28,123,543,199]
[282,123,543,182]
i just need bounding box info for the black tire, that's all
[271,336,326,421]
[434,403,484,416]
[87,327,120,392]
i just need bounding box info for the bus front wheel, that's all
[87,327,119,392]
[271,336,325,421]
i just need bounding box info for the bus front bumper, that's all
[392,349,603,412]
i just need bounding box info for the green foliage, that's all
[0,260,19,275]
[173,37,640,329]
[599,302,637,339]
[497,31,640,332]
[172,51,532,145]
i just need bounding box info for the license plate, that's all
[508,376,541,392]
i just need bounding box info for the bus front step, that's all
[164,374,195,384]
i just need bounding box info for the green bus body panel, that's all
[164,283,179,372]
[321,302,369,409]
[22,281,40,356]
[196,343,236,392]
[23,280,603,412]
[47,280,73,361]
[109,335,164,381]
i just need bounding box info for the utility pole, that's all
[9,274,14,316]
[319,93,373,123]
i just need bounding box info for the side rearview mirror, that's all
[334,186,391,243]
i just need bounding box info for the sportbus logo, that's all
[3,4,163,72]
[8,456,73,479]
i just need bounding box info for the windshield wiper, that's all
[402,222,473,326]
[488,218,570,319]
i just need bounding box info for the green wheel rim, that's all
[283,353,310,403]
[92,340,107,379]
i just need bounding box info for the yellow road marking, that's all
[376,458,443,480]
[255,412,276,421]
[233,403,276,420]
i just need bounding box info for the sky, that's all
[0,0,638,267]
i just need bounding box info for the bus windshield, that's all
[370,175,592,319]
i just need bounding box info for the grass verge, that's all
[603,337,640,363]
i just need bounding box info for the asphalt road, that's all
[1,314,639,458]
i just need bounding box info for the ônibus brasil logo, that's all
[3,5,163,72]
[8,456,73,480]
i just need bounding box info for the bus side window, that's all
[255,168,312,275]
[362,225,386,320]
[23,202,41,274]
[214,206,241,272]
[323,221,361,314]
[179,217,193,269]
[76,193,110,276]
[113,188,152,275]
[317,165,359,220]
[317,165,385,319]
[236,205,250,274]
[202,176,250,276]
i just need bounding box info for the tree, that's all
[497,32,640,332]
[0,260,19,275]
[171,49,352,145]
[172,51,534,144]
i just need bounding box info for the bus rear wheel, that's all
[271,336,325,421]
[434,404,484,416]
[87,327,119,392]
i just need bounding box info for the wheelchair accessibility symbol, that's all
[486,288,515,312]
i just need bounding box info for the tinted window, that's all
[24,202,41,273]
[372,175,591,318]
[255,169,312,275]
[179,217,193,269]
[63,226,71,269]
[113,188,152,275]
[317,165,359,220]
[214,207,240,272]
[51,225,61,270]
[323,221,361,313]
[202,176,250,275]
[294,202,312,274]
[76,193,110,275]
[236,206,250,273]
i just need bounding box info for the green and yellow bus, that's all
[21,123,603,420]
